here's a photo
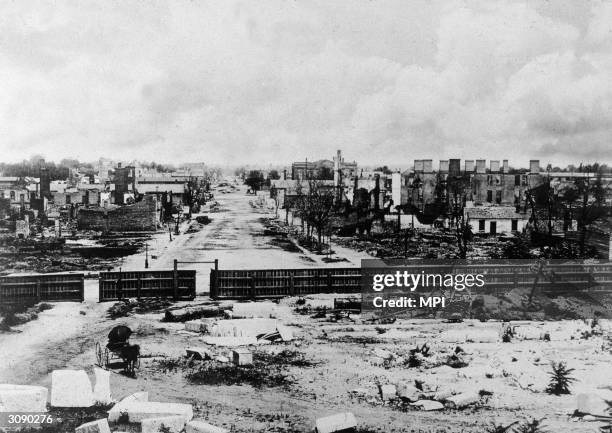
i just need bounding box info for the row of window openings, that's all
[478,219,519,234]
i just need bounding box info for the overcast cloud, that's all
[0,0,611,167]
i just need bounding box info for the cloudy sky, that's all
[1,0,611,167]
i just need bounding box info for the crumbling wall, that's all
[77,196,157,232]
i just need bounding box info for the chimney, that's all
[392,172,401,209]
[502,160,509,173]
[464,160,474,173]
[423,159,433,173]
[476,159,486,174]
[439,160,449,173]
[530,160,540,174]
[374,174,380,211]
[490,160,500,173]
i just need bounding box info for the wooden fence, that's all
[99,270,196,301]
[210,268,361,299]
[0,273,84,305]
[209,263,612,299]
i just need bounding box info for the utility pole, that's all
[144,242,149,269]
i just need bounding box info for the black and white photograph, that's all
[1,1,612,432]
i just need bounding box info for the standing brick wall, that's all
[77,196,157,231]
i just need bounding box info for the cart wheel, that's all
[104,347,110,367]
[135,356,141,369]
[95,342,103,366]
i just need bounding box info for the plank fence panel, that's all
[0,273,84,304]
[99,270,196,301]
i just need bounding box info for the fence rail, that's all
[209,263,612,299]
[99,270,196,301]
[0,273,84,304]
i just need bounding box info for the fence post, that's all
[214,259,218,272]
[173,259,178,301]
[250,275,256,300]
[513,268,518,290]
[137,275,142,299]
[289,272,295,296]
[210,269,217,299]
[98,274,103,303]
[79,275,84,302]
[327,271,332,292]
[36,279,41,302]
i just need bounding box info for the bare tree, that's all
[298,180,335,252]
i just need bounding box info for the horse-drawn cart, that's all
[95,325,140,374]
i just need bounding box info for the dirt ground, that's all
[1,184,611,433]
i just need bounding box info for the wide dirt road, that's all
[0,184,368,384]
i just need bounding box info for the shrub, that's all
[546,362,575,395]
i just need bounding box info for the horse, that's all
[120,344,140,375]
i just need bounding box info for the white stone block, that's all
[142,415,186,433]
[75,418,111,433]
[93,368,112,405]
[200,336,259,347]
[232,349,253,366]
[0,384,48,412]
[315,412,357,433]
[445,391,480,408]
[51,370,94,407]
[396,382,420,402]
[410,400,444,411]
[379,384,397,401]
[276,324,293,341]
[108,401,193,423]
[186,419,229,433]
[232,302,277,318]
[185,320,205,332]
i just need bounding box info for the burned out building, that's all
[112,163,136,205]
[77,195,158,232]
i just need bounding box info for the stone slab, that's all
[445,392,480,408]
[232,302,278,318]
[50,370,94,408]
[185,320,206,332]
[276,324,294,341]
[410,400,444,411]
[93,368,112,405]
[74,418,111,433]
[379,384,397,401]
[186,419,230,433]
[200,336,261,347]
[0,384,48,412]
[108,401,193,423]
[315,412,357,433]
